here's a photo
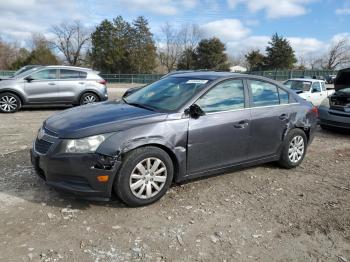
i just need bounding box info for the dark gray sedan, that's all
[31,72,318,206]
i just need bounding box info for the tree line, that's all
[0,16,349,72]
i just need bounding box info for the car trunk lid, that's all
[330,68,350,112]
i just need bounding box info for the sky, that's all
[0,0,350,61]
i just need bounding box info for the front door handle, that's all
[48,82,56,85]
[234,120,249,129]
[279,113,288,120]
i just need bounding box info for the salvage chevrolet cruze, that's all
[31,72,318,206]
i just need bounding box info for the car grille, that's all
[35,139,53,154]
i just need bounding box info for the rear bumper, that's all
[318,106,350,129]
[30,148,121,200]
[100,92,108,101]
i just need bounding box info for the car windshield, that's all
[12,66,36,77]
[284,80,312,92]
[124,77,211,112]
[14,67,43,79]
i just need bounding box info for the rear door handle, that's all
[78,82,85,85]
[48,82,56,85]
[234,120,249,129]
[279,113,288,120]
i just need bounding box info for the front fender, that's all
[96,119,189,182]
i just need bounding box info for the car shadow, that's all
[20,105,73,111]
[317,125,350,136]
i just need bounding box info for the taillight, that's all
[311,106,318,117]
[98,79,107,85]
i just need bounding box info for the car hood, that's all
[44,101,167,138]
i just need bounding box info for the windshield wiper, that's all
[127,101,158,112]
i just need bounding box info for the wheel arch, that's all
[0,89,25,105]
[119,143,180,183]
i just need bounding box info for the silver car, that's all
[0,65,108,113]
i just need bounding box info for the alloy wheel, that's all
[129,157,167,199]
[0,95,18,112]
[82,95,97,104]
[288,135,304,163]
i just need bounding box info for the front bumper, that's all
[30,145,121,200]
[318,106,350,130]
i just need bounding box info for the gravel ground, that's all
[0,85,349,261]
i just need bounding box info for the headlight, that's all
[61,134,110,153]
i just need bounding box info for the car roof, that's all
[43,65,96,72]
[286,78,324,82]
[169,71,247,80]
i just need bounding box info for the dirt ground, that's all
[0,85,349,262]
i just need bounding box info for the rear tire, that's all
[0,92,21,113]
[79,92,99,105]
[114,146,173,207]
[278,129,307,169]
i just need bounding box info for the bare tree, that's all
[158,23,203,72]
[178,23,202,53]
[0,37,24,70]
[31,33,50,50]
[158,23,182,72]
[51,21,90,66]
[323,38,350,70]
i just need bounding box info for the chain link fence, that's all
[0,70,337,83]
[0,70,15,77]
[99,74,164,84]
[249,70,337,81]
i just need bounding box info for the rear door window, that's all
[197,79,245,113]
[60,69,87,79]
[250,80,279,107]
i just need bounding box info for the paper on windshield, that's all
[186,80,209,84]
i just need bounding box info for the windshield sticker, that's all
[186,79,208,84]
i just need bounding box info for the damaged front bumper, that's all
[30,142,121,200]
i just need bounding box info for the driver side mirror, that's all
[24,76,34,82]
[185,104,205,119]
[311,88,319,93]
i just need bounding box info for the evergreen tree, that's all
[91,18,132,73]
[265,33,296,69]
[131,16,157,73]
[90,16,157,73]
[194,38,230,71]
[177,48,197,70]
[245,50,265,71]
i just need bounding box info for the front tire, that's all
[115,146,174,207]
[278,129,307,169]
[0,92,21,113]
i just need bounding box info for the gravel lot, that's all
[0,85,349,261]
